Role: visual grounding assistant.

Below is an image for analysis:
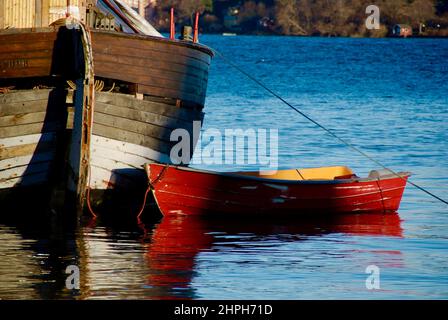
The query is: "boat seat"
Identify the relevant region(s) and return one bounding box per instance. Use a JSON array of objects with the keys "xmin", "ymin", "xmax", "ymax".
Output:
[{"xmin": 235, "ymin": 166, "xmax": 354, "ymax": 181}]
